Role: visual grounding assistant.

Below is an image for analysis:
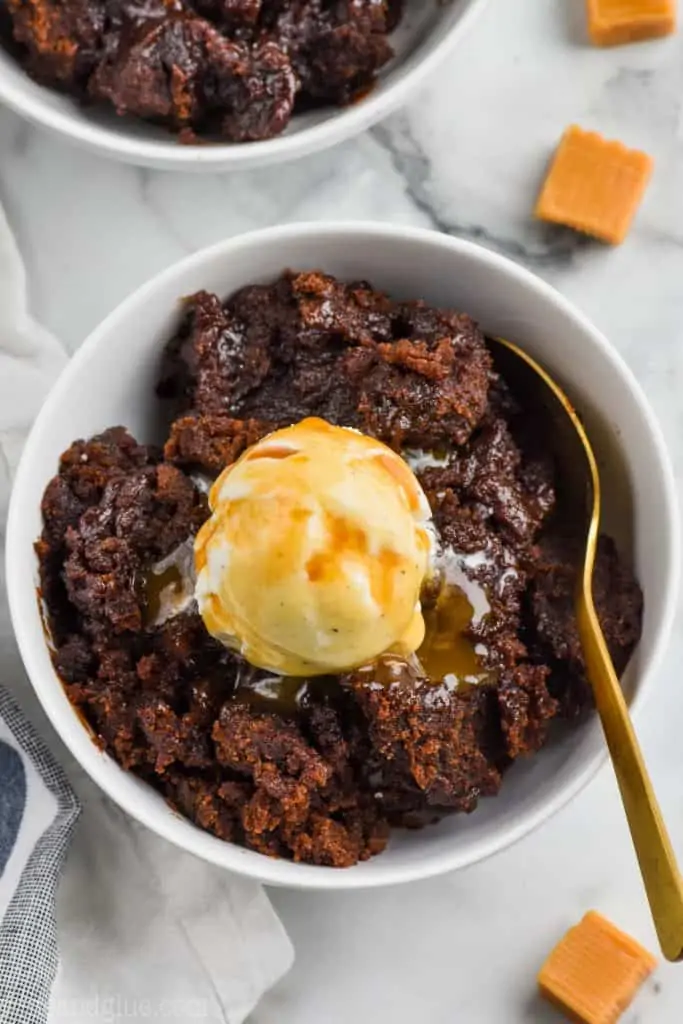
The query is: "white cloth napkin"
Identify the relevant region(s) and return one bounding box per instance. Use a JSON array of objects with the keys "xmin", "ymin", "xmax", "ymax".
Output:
[{"xmin": 0, "ymin": 205, "xmax": 294, "ymax": 1024}]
